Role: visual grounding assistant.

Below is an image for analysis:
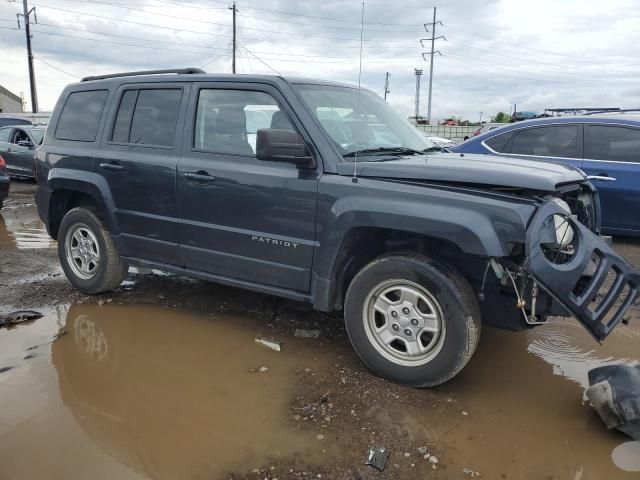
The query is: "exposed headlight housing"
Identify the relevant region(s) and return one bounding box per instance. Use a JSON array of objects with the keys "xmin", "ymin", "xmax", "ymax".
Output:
[{"xmin": 550, "ymin": 198, "xmax": 574, "ymax": 247}]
